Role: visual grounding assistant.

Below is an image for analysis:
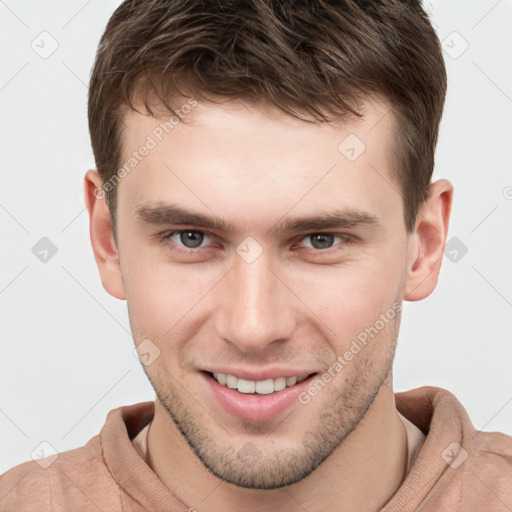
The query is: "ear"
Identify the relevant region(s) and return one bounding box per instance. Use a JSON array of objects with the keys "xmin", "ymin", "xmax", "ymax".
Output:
[
  {"xmin": 403, "ymin": 179, "xmax": 454, "ymax": 301},
  {"xmin": 84, "ymin": 169, "xmax": 126, "ymax": 300}
]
